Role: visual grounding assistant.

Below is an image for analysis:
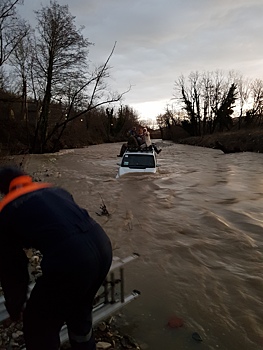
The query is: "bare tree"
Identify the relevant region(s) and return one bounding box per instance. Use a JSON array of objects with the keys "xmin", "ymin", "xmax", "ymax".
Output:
[
  {"xmin": 114, "ymin": 104, "xmax": 139, "ymax": 139},
  {"xmin": 0, "ymin": 0, "xmax": 29, "ymax": 67},
  {"xmin": 45, "ymin": 43, "xmax": 129, "ymax": 152},
  {"xmin": 189, "ymin": 71, "xmax": 202, "ymax": 135},
  {"xmin": 174, "ymin": 70, "xmax": 240, "ymax": 135},
  {"xmin": 236, "ymin": 75, "xmax": 251, "ymax": 129},
  {"xmin": 246, "ymin": 78, "xmax": 263, "ymax": 125},
  {"xmin": 29, "ymin": 1, "xmax": 130, "ymax": 153},
  {"xmin": 9, "ymin": 28, "xmax": 32, "ymax": 113},
  {"xmin": 174, "ymin": 74, "xmax": 199, "ymax": 135},
  {"xmin": 31, "ymin": 0, "xmax": 91, "ymax": 152},
  {"xmin": 201, "ymin": 71, "xmax": 213, "ymax": 134}
]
